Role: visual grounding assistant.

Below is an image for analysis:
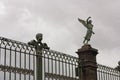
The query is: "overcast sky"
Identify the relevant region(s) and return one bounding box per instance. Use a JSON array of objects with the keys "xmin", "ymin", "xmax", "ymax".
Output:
[{"xmin": 0, "ymin": 0, "xmax": 120, "ymax": 67}]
